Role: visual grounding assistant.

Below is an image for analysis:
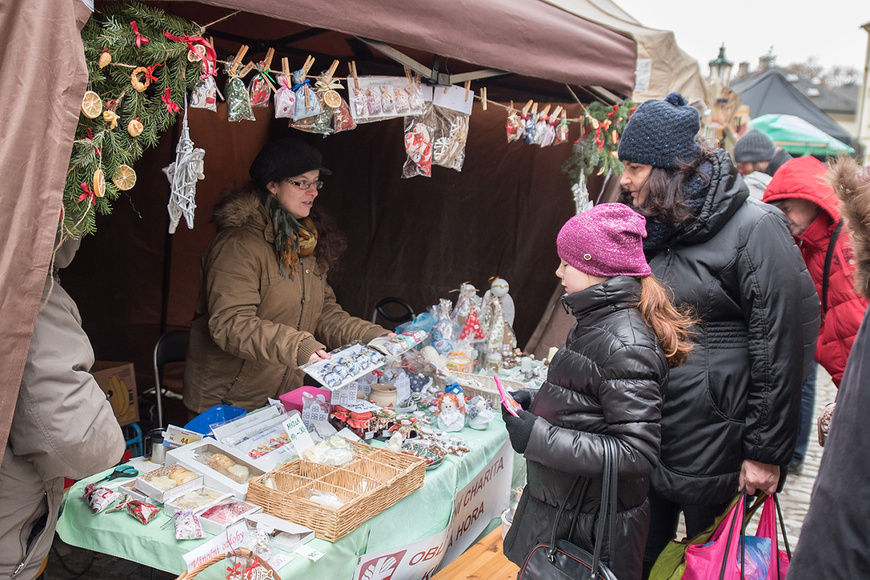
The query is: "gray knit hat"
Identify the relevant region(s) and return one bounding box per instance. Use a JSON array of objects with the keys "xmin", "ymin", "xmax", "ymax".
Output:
[
  {"xmin": 617, "ymin": 92, "xmax": 702, "ymax": 169},
  {"xmin": 733, "ymin": 130, "xmax": 776, "ymax": 163}
]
